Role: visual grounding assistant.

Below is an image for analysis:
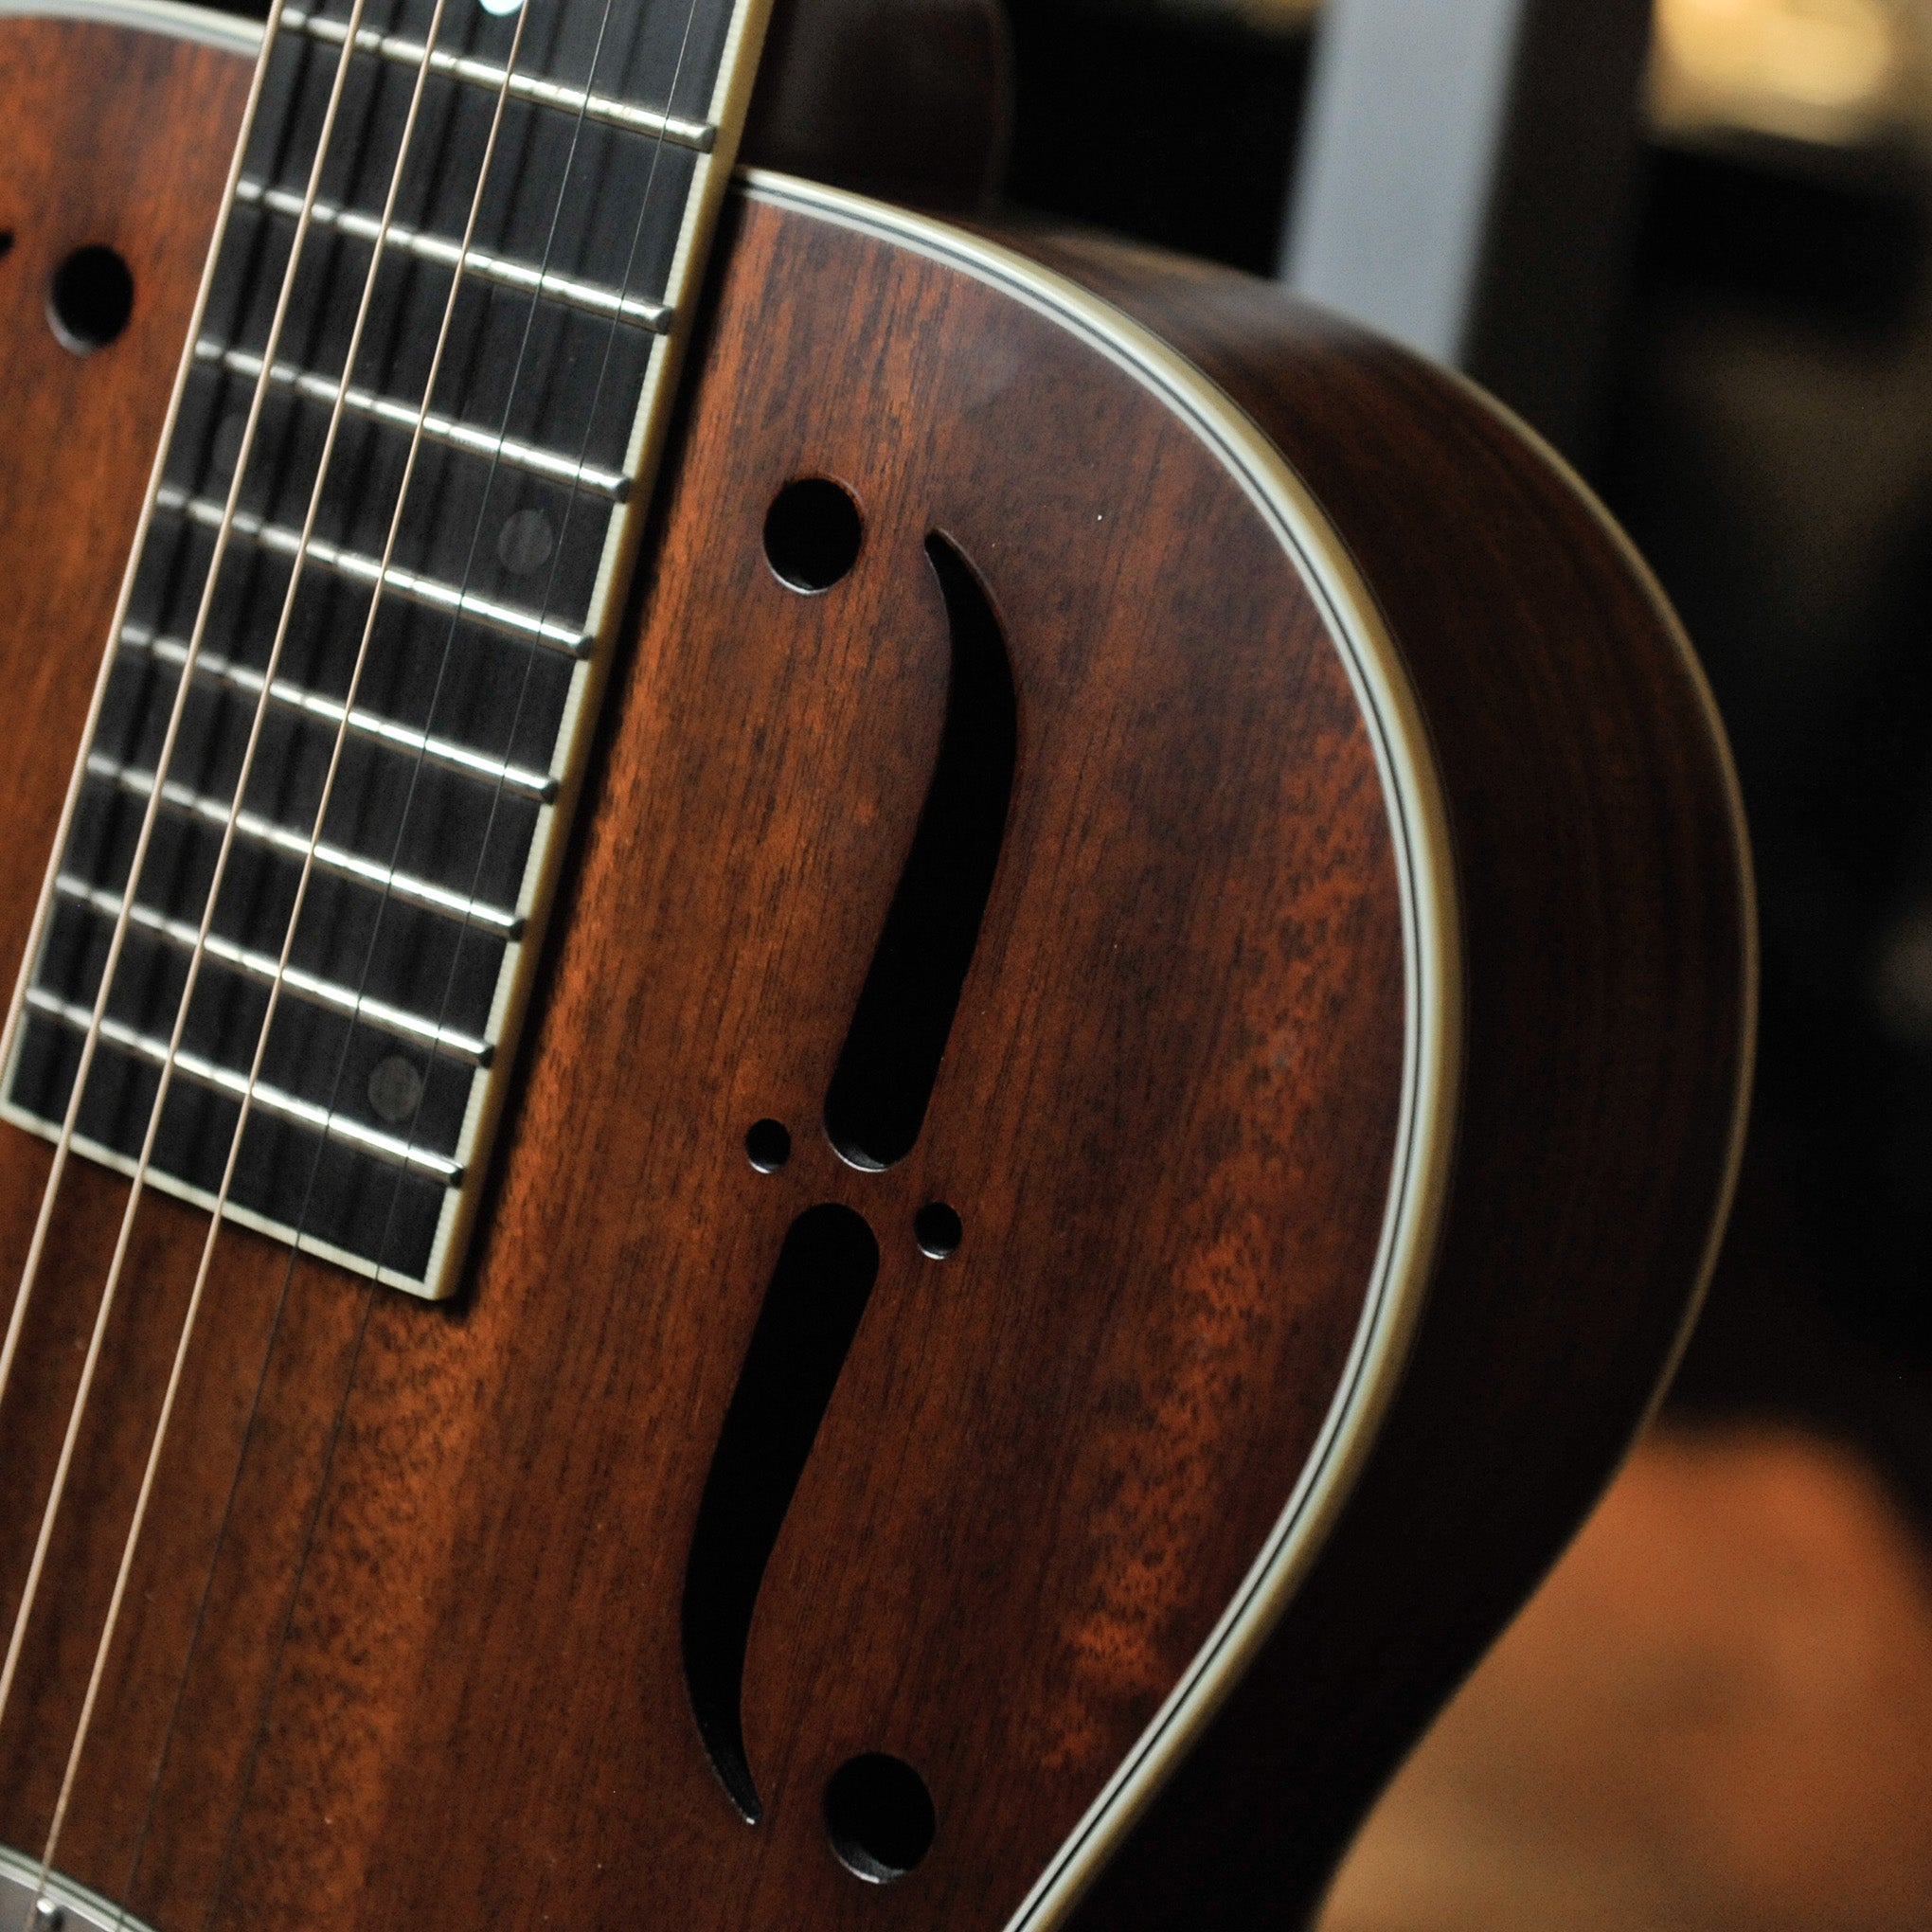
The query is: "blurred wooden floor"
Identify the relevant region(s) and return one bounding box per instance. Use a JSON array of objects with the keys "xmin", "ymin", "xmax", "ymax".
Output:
[{"xmin": 1315, "ymin": 1425, "xmax": 1932, "ymax": 1932}]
